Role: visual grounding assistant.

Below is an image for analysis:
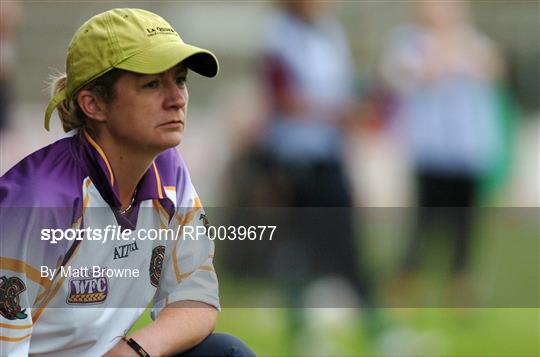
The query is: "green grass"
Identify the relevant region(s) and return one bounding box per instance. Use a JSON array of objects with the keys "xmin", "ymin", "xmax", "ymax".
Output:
[{"xmin": 128, "ymin": 307, "xmax": 539, "ymax": 356}]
